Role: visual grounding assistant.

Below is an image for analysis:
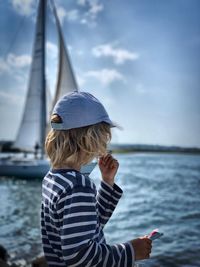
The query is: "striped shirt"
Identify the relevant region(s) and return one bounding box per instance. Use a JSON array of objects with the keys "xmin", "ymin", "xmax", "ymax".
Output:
[{"xmin": 41, "ymin": 168, "xmax": 135, "ymax": 267}]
